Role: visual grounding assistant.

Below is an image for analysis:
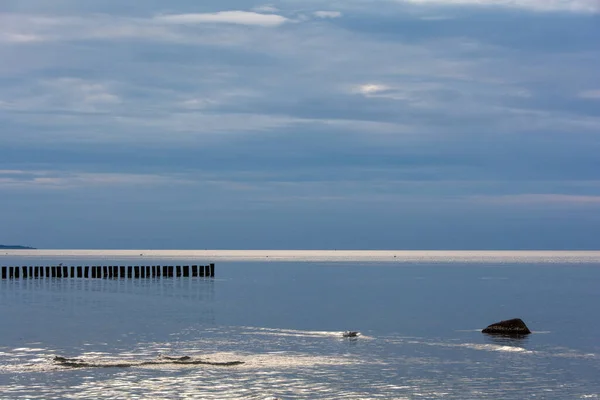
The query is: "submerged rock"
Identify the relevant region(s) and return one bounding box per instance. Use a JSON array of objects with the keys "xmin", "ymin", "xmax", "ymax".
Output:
[
  {"xmin": 482, "ymin": 318, "xmax": 531, "ymax": 335},
  {"xmin": 52, "ymin": 354, "xmax": 244, "ymax": 369},
  {"xmin": 343, "ymin": 331, "xmax": 359, "ymax": 338}
]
